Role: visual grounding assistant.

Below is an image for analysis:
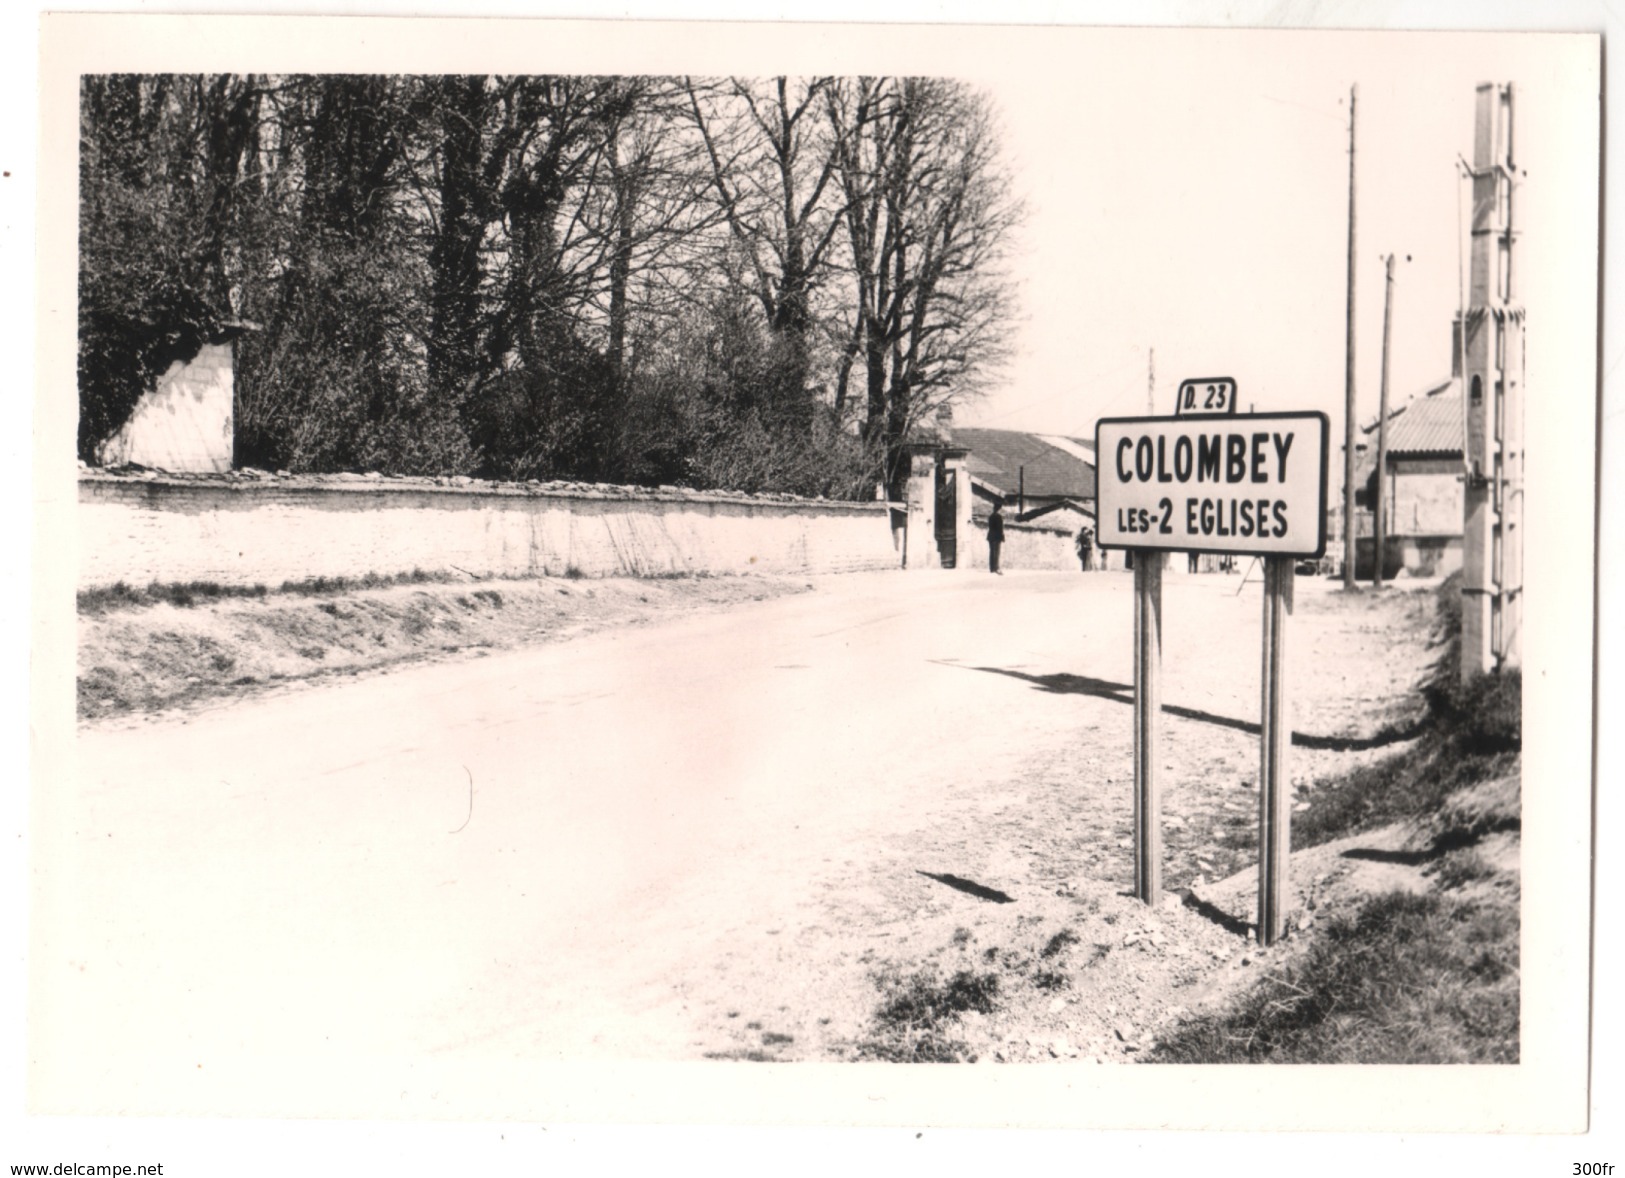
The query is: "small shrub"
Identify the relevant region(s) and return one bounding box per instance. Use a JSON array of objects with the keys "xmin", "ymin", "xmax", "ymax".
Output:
[
  {"xmin": 1432, "ymin": 847, "xmax": 1498, "ymax": 890},
  {"xmin": 1432, "ymin": 775, "xmax": 1521, "ymax": 845},
  {"xmin": 1040, "ymin": 928, "xmax": 1080, "ymax": 959},
  {"xmin": 856, "ymin": 968, "xmax": 1001, "ymax": 1063},
  {"xmin": 875, "ymin": 969, "xmax": 999, "ymax": 1026},
  {"xmin": 279, "ymin": 569, "xmax": 452, "ymax": 597}
]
